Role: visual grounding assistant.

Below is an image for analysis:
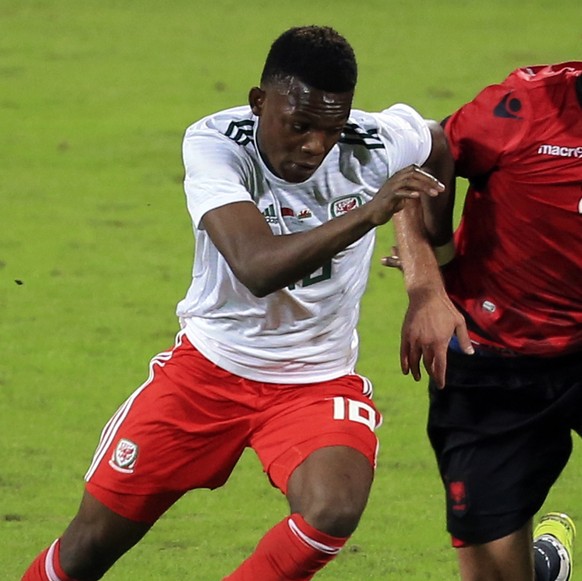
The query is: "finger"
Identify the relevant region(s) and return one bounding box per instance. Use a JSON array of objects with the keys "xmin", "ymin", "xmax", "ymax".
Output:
[
  {"xmin": 455, "ymin": 319, "xmax": 475, "ymax": 355},
  {"xmin": 404, "ymin": 170, "xmax": 445, "ymax": 197},
  {"xmin": 394, "ymin": 190, "xmax": 420, "ymax": 199},
  {"xmin": 429, "ymin": 344, "xmax": 447, "ymax": 389},
  {"xmin": 407, "ymin": 344, "xmax": 422, "ymax": 382},
  {"xmin": 413, "ymin": 165, "xmax": 445, "ymax": 190},
  {"xmin": 400, "ymin": 339, "xmax": 410, "ymax": 375},
  {"xmin": 394, "ymin": 185, "xmax": 438, "ymax": 200},
  {"xmin": 380, "ymin": 256, "xmax": 402, "ymax": 269}
]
